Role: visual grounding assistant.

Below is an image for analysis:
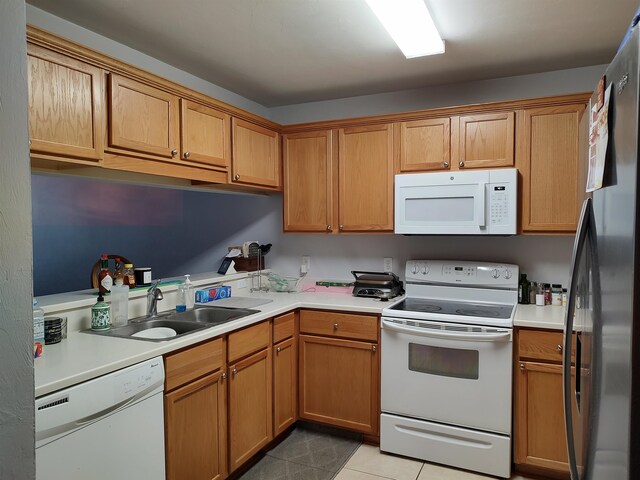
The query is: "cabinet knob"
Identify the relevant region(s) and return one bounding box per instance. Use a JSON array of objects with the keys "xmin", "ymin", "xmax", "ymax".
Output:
[
  {"xmin": 443, "ymin": 161, "xmax": 449, "ymax": 168},
  {"xmin": 333, "ymin": 323, "xmax": 339, "ymax": 330},
  {"xmin": 232, "ymin": 368, "xmax": 237, "ymax": 376},
  {"xmin": 221, "ymin": 372, "xmax": 227, "ymax": 380},
  {"xmin": 29, "ymin": 139, "xmax": 32, "ymax": 147},
  {"xmin": 327, "ymin": 225, "xmax": 332, "ymax": 231},
  {"xmin": 459, "ymin": 160, "xmax": 465, "ymax": 168},
  {"xmin": 234, "ymin": 174, "xmax": 240, "ymax": 181},
  {"xmin": 171, "ymin": 149, "xmax": 178, "ymax": 156},
  {"xmin": 372, "ymin": 345, "xmax": 377, "ymax": 353},
  {"xmin": 557, "ymin": 344, "xmax": 563, "ymax": 353},
  {"xmin": 276, "ymin": 347, "xmax": 281, "ymax": 353},
  {"xmin": 519, "ymin": 363, "xmax": 525, "ymax": 370},
  {"xmin": 184, "ymin": 151, "xmax": 190, "ymax": 159},
  {"xmin": 339, "ymin": 225, "xmax": 344, "ymax": 230}
]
